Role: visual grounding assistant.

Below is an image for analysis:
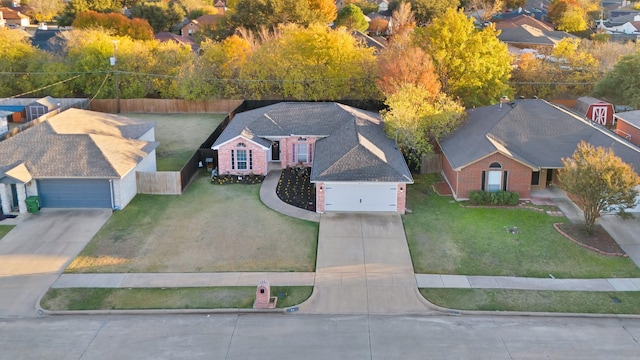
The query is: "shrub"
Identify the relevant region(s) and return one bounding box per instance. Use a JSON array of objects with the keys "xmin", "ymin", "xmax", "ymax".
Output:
[{"xmin": 468, "ymin": 191, "xmax": 519, "ymax": 206}]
